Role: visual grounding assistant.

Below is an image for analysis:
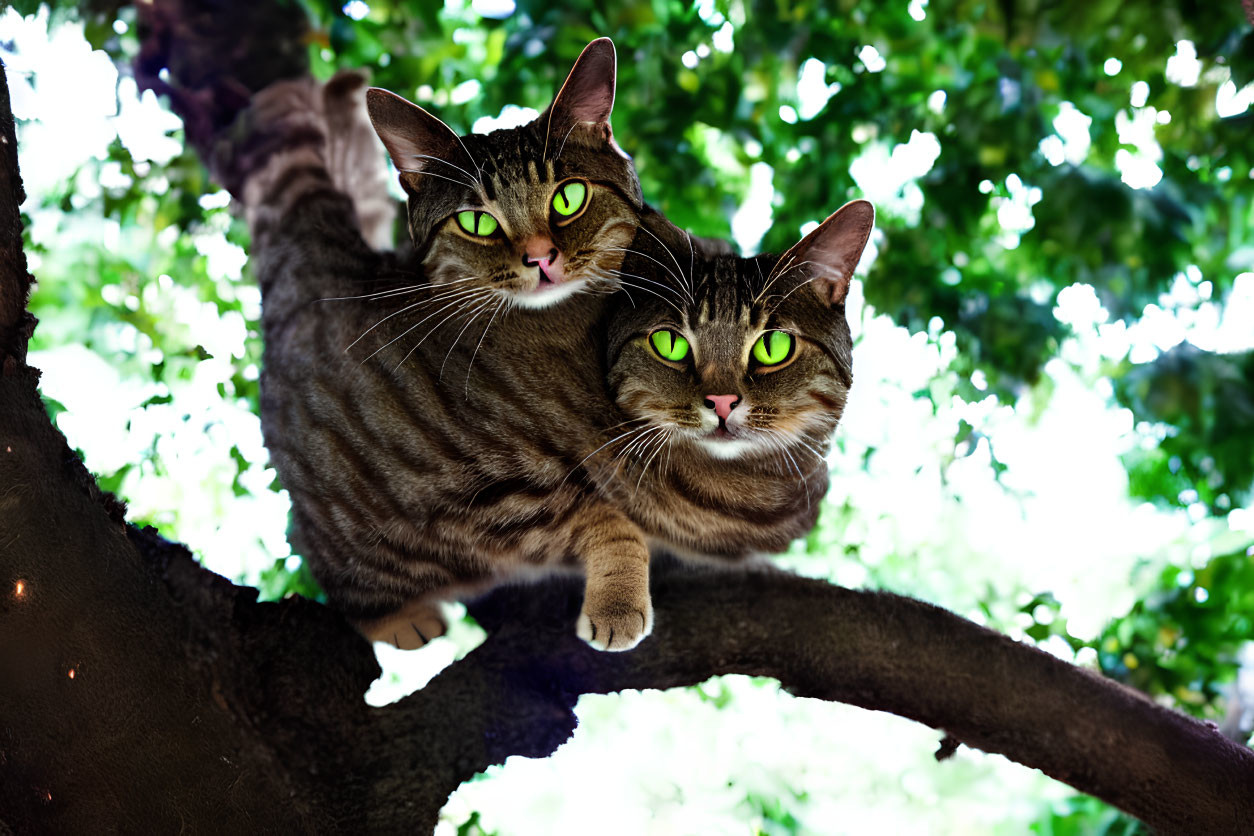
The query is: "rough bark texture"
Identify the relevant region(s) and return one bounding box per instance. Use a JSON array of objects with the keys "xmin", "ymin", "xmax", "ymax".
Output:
[
  {"xmin": 0, "ymin": 57, "xmax": 36, "ymax": 369},
  {"xmin": 5, "ymin": 17, "xmax": 1254, "ymax": 836}
]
